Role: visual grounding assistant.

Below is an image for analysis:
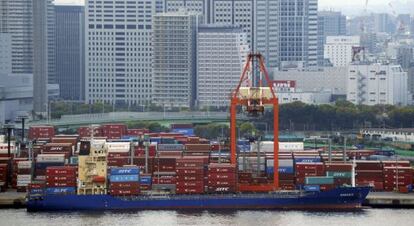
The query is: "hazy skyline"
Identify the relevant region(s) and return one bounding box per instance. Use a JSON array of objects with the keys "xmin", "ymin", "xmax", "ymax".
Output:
[{"xmin": 55, "ymin": 0, "xmax": 413, "ymax": 16}]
